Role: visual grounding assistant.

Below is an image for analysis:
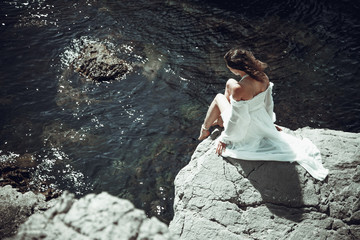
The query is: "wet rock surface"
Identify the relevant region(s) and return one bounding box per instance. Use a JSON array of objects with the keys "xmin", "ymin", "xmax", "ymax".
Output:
[
  {"xmin": 169, "ymin": 127, "xmax": 360, "ymax": 240},
  {"xmin": 8, "ymin": 191, "xmax": 177, "ymax": 240},
  {"xmin": 0, "ymin": 153, "xmax": 62, "ymax": 200},
  {"xmin": 73, "ymin": 42, "xmax": 131, "ymax": 82},
  {"xmin": 0, "ymin": 154, "xmax": 36, "ymax": 192},
  {"xmin": 0, "ymin": 185, "xmax": 57, "ymax": 239}
]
